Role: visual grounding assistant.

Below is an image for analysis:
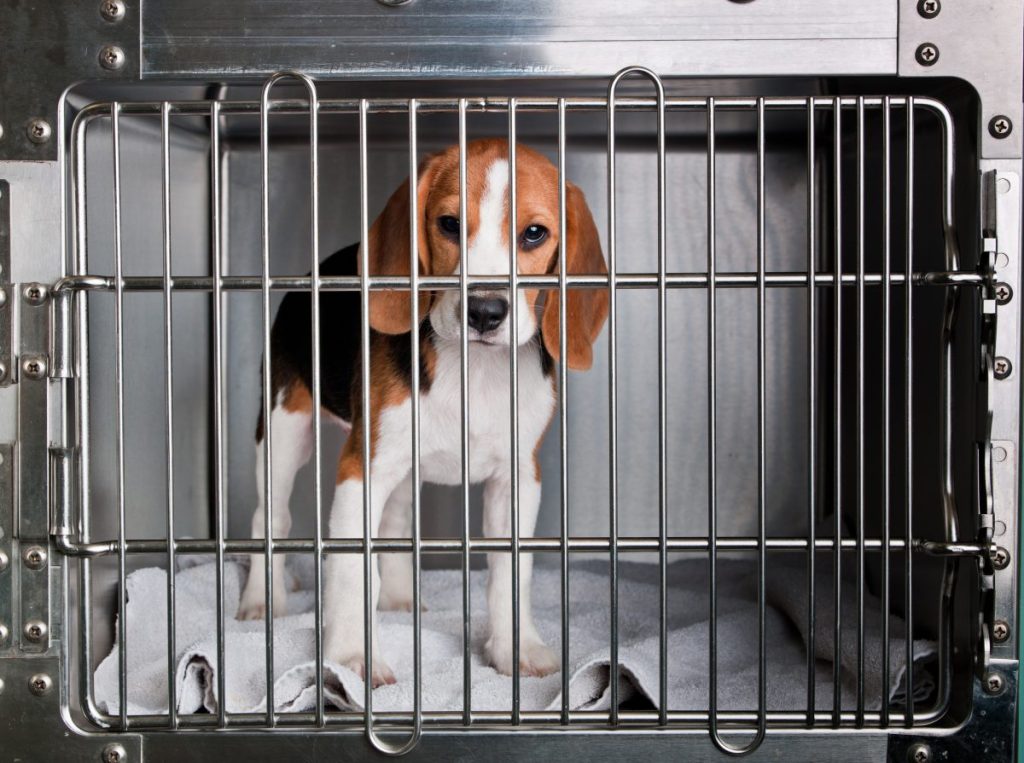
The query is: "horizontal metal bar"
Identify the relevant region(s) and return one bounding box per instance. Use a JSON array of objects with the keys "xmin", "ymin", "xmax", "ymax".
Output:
[
  {"xmin": 52, "ymin": 534, "xmax": 967, "ymax": 557},
  {"xmin": 52, "ymin": 270, "xmax": 982, "ymax": 295},
  {"xmin": 73, "ymin": 95, "xmax": 949, "ymax": 120},
  {"xmin": 92, "ymin": 706, "xmax": 943, "ymax": 730}
]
